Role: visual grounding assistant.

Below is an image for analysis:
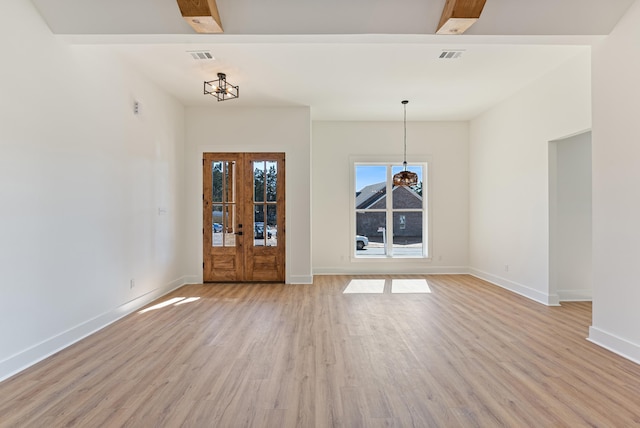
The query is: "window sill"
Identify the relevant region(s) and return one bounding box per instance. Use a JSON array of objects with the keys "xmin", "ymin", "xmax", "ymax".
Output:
[{"xmin": 352, "ymin": 255, "xmax": 432, "ymax": 262}]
